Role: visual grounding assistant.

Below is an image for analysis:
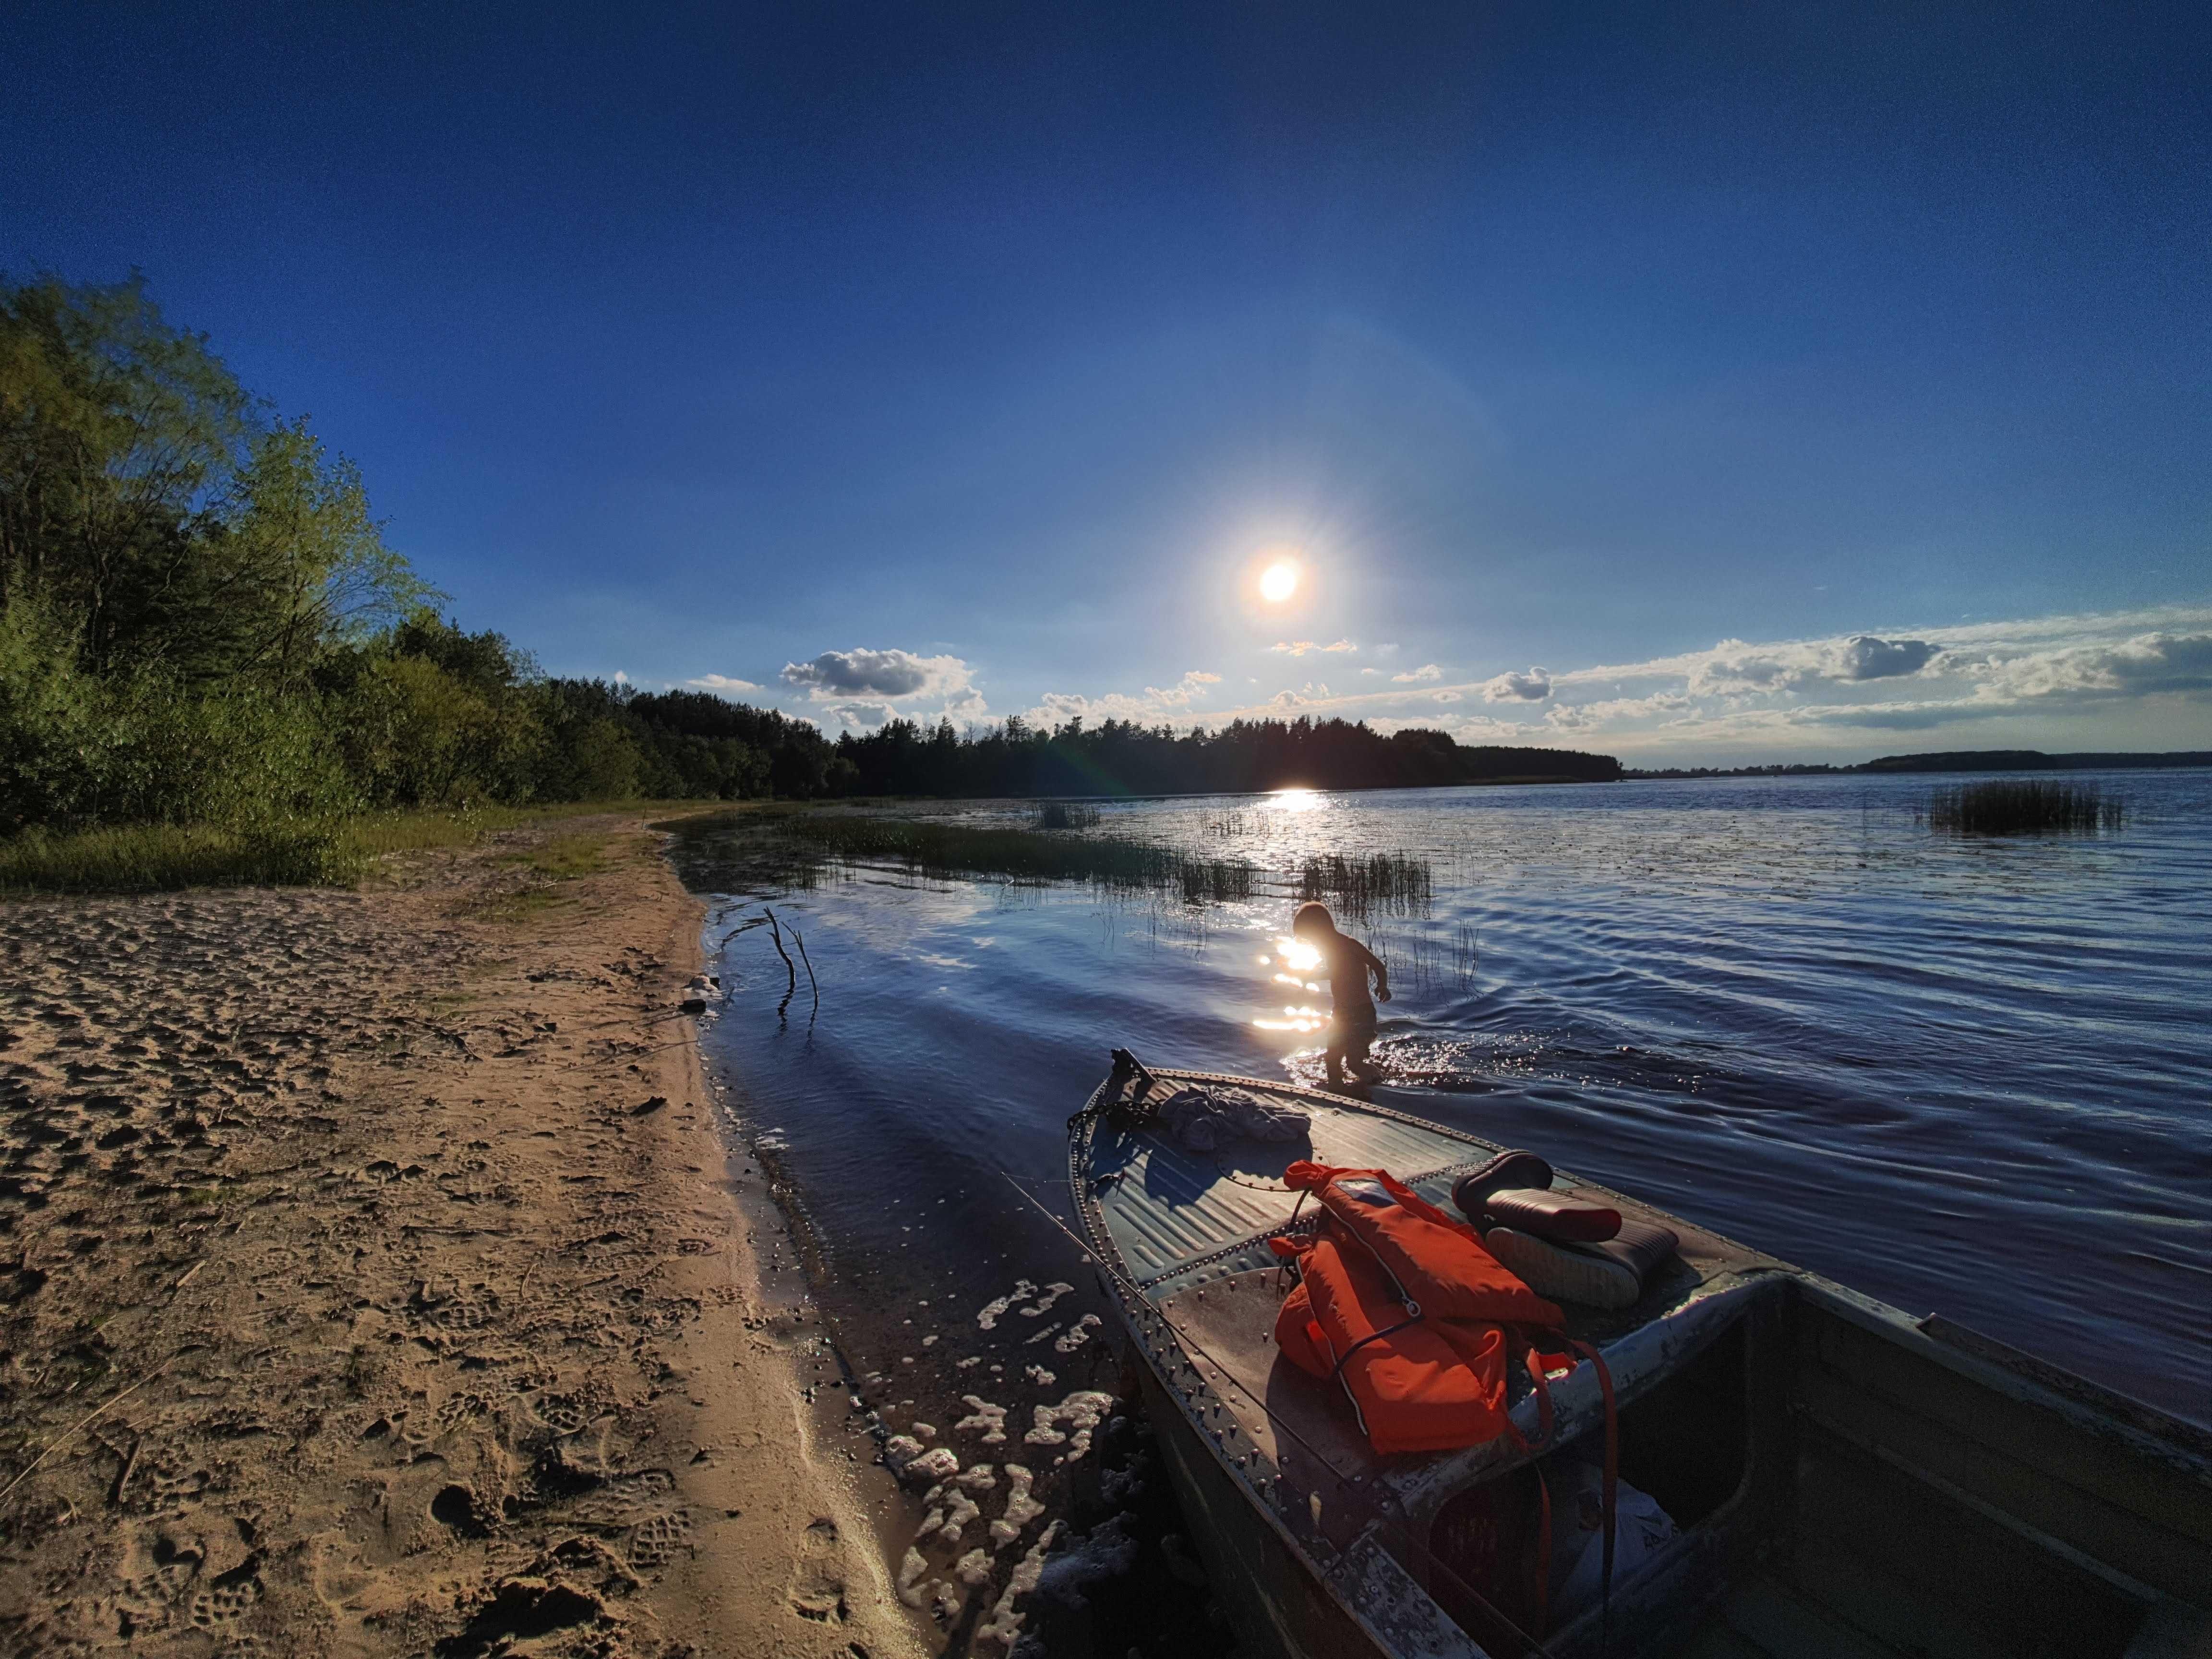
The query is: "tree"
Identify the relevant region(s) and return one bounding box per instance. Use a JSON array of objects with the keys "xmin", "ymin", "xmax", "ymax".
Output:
[
  {"xmin": 0, "ymin": 272, "xmax": 254, "ymax": 668},
  {"xmin": 0, "ymin": 273, "xmax": 429, "ymax": 684}
]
